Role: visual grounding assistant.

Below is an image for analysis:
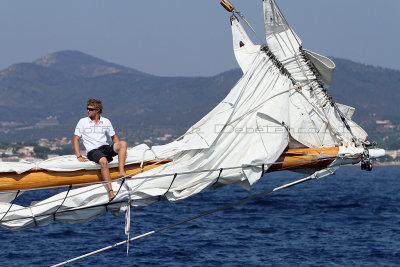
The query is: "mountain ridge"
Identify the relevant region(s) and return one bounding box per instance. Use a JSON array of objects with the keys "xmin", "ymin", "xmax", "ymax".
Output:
[
  {"xmin": 33, "ymin": 50, "xmax": 151, "ymax": 78},
  {"xmin": 0, "ymin": 50, "xmax": 398, "ymax": 148}
]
